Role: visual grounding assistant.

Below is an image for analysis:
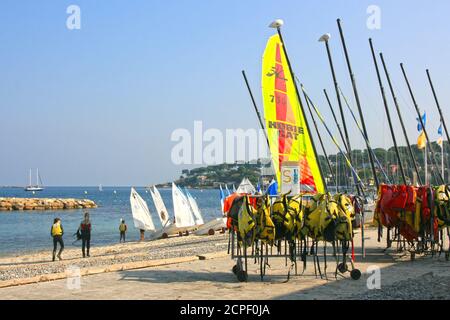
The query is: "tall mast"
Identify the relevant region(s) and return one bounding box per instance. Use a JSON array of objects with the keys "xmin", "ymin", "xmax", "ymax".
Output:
[
  {"xmin": 324, "ymin": 89, "xmax": 348, "ymax": 154},
  {"xmin": 400, "ymin": 63, "xmax": 445, "ymax": 185},
  {"xmin": 319, "ymin": 34, "xmax": 353, "ymax": 191},
  {"xmin": 369, "ymin": 39, "xmax": 407, "ymax": 185},
  {"xmin": 241, "ymin": 70, "xmax": 270, "ymax": 149},
  {"xmin": 426, "ymin": 69, "xmax": 450, "ymax": 143},
  {"xmin": 303, "ymin": 90, "xmax": 335, "ymax": 186},
  {"xmin": 337, "ymin": 18, "xmax": 379, "ymax": 190},
  {"xmin": 319, "ymin": 34, "xmax": 351, "ymax": 155},
  {"xmin": 379, "ymin": 53, "xmax": 423, "ymax": 185},
  {"xmin": 270, "ymin": 20, "xmax": 327, "ymax": 192}
]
